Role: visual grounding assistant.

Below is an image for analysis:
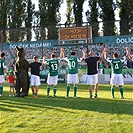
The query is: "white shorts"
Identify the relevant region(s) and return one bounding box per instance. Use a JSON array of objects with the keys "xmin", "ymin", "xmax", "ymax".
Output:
[
  {"xmin": 98, "ymin": 69, "xmax": 103, "ymax": 74},
  {"xmin": 47, "ymin": 75, "xmax": 58, "ymax": 86},
  {"xmin": 67, "ymin": 74, "xmax": 79, "ymax": 84},
  {"xmin": 86, "ymin": 74, "xmax": 98, "ymax": 85},
  {"xmin": 0, "ymin": 75, "xmax": 5, "ymax": 84},
  {"xmin": 110, "ymin": 74, "xmax": 124, "ymax": 86},
  {"xmin": 30, "ymin": 75, "xmax": 41, "ymax": 86}
]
